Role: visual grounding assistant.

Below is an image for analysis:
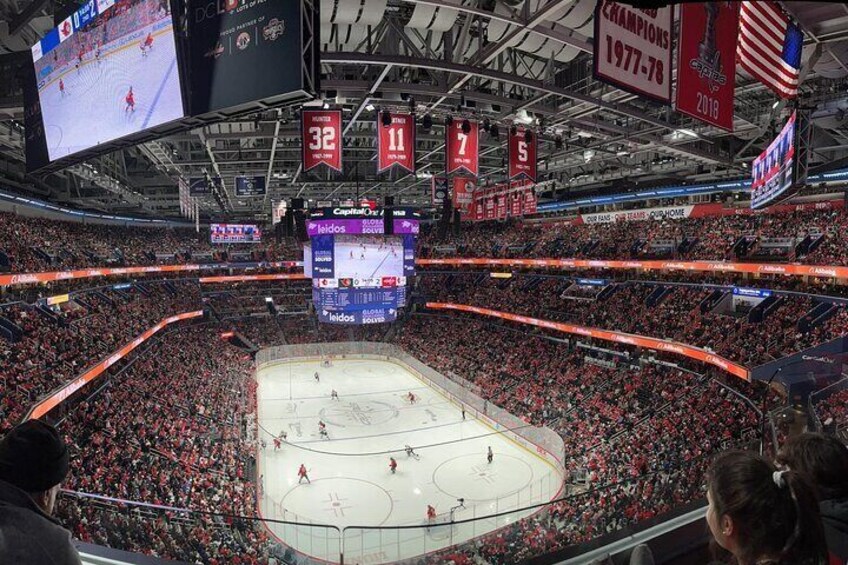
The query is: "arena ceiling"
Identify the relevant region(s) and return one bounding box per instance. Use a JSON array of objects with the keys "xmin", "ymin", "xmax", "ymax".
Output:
[{"xmin": 1, "ymin": 0, "xmax": 848, "ymax": 221}]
